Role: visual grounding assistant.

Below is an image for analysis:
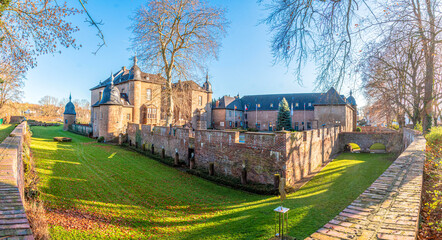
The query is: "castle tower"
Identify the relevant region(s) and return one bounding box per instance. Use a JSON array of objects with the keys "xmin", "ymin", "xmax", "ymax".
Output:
[
  {"xmin": 131, "ymin": 56, "xmax": 142, "ymax": 124},
  {"xmin": 63, "ymin": 93, "xmax": 76, "ymax": 131},
  {"xmin": 202, "ymin": 72, "xmax": 213, "ymax": 128},
  {"xmin": 98, "ymin": 73, "xmax": 124, "ymax": 141},
  {"xmin": 347, "ymin": 90, "xmax": 357, "ymax": 131}
]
